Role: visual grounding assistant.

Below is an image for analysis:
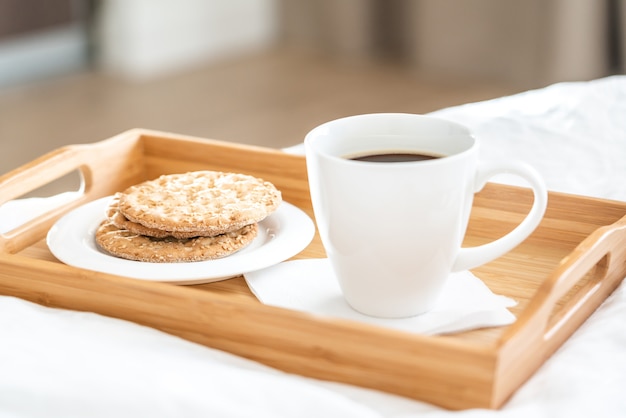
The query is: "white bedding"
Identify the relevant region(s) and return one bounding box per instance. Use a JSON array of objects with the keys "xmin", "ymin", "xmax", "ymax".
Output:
[{"xmin": 1, "ymin": 76, "xmax": 625, "ymax": 417}]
